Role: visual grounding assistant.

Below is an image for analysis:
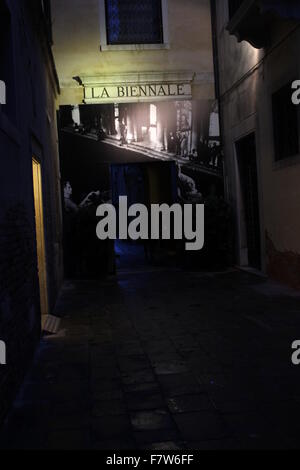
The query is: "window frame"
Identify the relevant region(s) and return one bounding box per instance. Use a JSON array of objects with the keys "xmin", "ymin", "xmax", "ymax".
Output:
[{"xmin": 99, "ymin": 0, "xmax": 170, "ymax": 51}]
